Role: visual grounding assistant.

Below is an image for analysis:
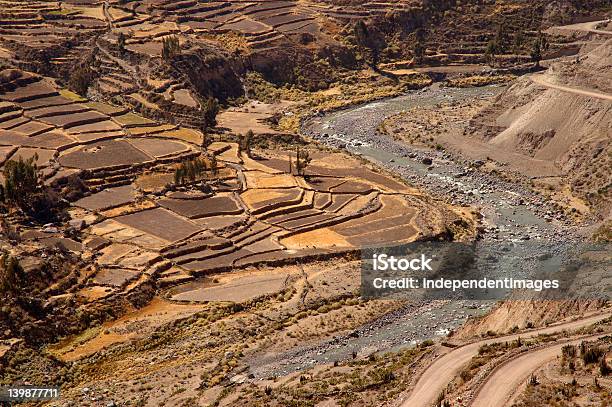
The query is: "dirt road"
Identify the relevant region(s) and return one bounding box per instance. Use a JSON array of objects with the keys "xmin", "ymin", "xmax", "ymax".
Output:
[
  {"xmin": 547, "ymin": 19, "xmax": 612, "ymax": 36},
  {"xmin": 470, "ymin": 333, "xmax": 608, "ymax": 407},
  {"xmin": 530, "ymin": 74, "xmax": 612, "ymax": 102},
  {"xmin": 399, "ymin": 312, "xmax": 610, "ymax": 407}
]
